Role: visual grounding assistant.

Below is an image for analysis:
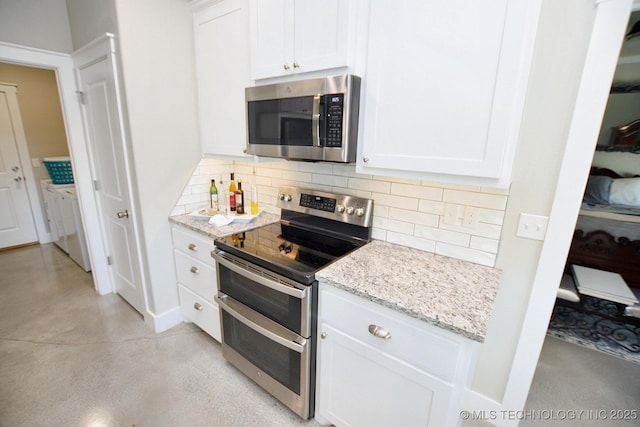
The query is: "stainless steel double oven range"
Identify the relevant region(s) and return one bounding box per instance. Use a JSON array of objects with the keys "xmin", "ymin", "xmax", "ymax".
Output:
[{"xmin": 211, "ymin": 186, "xmax": 374, "ymax": 419}]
